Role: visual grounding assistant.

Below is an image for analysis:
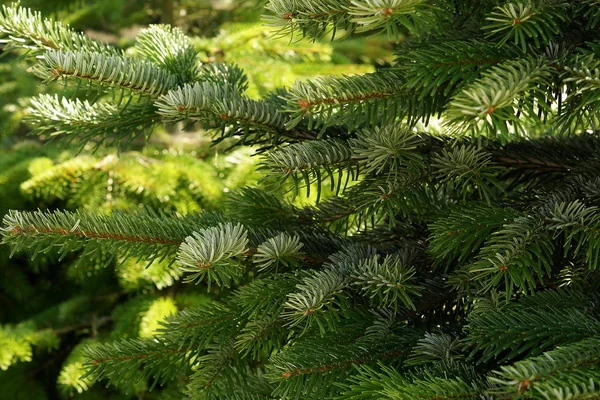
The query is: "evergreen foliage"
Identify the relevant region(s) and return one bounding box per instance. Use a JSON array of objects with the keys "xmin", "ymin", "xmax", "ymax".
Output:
[{"xmin": 3, "ymin": 1, "xmax": 600, "ymax": 399}]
